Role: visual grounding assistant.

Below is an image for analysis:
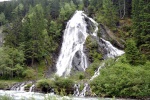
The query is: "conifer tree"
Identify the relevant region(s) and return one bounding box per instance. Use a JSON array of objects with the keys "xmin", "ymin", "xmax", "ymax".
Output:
[
  {"xmin": 125, "ymin": 39, "xmax": 146, "ymax": 65},
  {"xmin": 23, "ymin": 4, "xmax": 48, "ymax": 66},
  {"xmin": 132, "ymin": 0, "xmax": 150, "ymax": 59}
]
